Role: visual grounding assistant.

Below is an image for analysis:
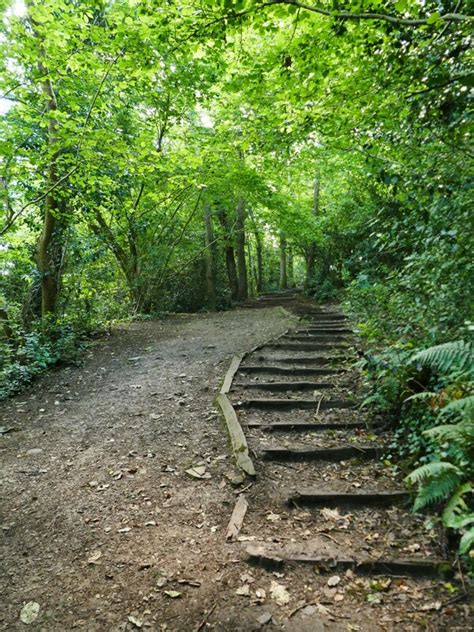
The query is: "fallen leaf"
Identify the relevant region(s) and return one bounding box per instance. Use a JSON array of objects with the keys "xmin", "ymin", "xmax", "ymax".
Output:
[
  {"xmin": 164, "ymin": 590, "xmax": 181, "ymax": 599},
  {"xmin": 420, "ymin": 601, "xmax": 442, "ymax": 611},
  {"xmin": 270, "ymin": 580, "xmax": 290, "ymax": 606},
  {"xmin": 128, "ymin": 615, "xmax": 143, "ymax": 628},
  {"xmin": 87, "ymin": 550, "xmax": 102, "ymax": 565},
  {"xmin": 185, "ymin": 465, "xmax": 211, "ymax": 480},
  {"xmin": 236, "ymin": 585, "xmax": 250, "ymax": 596},
  {"xmin": 256, "ymin": 612, "xmax": 272, "ymax": 625},
  {"xmin": 327, "ymin": 575, "xmax": 341, "ymax": 587},
  {"xmin": 320, "ymin": 508, "xmax": 342, "ymax": 521},
  {"xmin": 20, "ymin": 602, "xmax": 40, "ymax": 624},
  {"xmin": 255, "ymin": 588, "xmax": 266, "ymax": 601}
]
